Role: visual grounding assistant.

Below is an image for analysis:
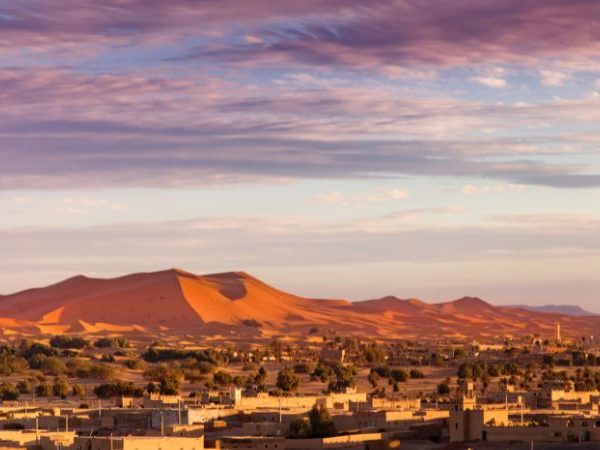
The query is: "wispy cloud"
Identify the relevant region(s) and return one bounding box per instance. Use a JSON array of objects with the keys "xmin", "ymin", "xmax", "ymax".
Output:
[
  {"xmin": 462, "ymin": 184, "xmax": 527, "ymax": 194},
  {"xmin": 540, "ymin": 69, "xmax": 570, "ymax": 86},
  {"xmin": 182, "ymin": 0, "xmax": 600, "ymax": 71},
  {"xmin": 471, "ymin": 76, "xmax": 507, "ymax": 88},
  {"xmin": 1, "ymin": 1, "xmax": 599, "ymax": 71},
  {"xmin": 1, "ymin": 67, "xmax": 600, "ymax": 190},
  {"xmin": 315, "ymin": 188, "xmax": 408, "ymax": 205},
  {"xmin": 1, "ymin": 195, "xmax": 123, "ymax": 215},
  {"xmin": 2, "ymin": 210, "xmax": 600, "ymax": 294},
  {"xmin": 1, "ymin": 0, "xmax": 599, "ymax": 307}
]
